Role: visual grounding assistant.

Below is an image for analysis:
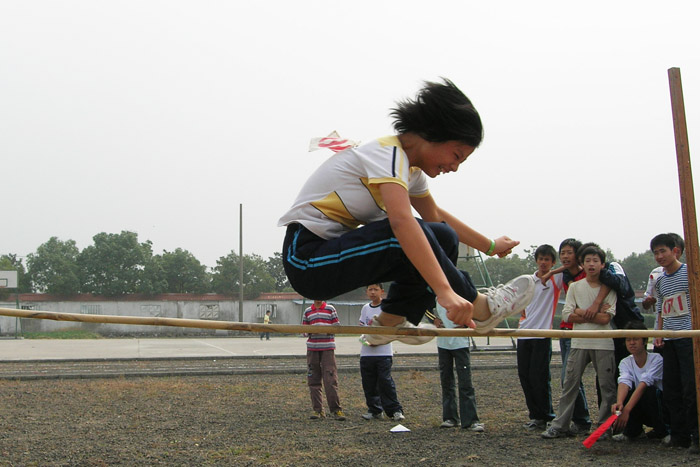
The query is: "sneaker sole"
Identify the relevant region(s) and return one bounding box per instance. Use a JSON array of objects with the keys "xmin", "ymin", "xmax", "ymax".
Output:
[
  {"xmin": 363, "ymin": 323, "xmax": 436, "ymax": 346},
  {"xmin": 474, "ymin": 276, "xmax": 535, "ymax": 334}
]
